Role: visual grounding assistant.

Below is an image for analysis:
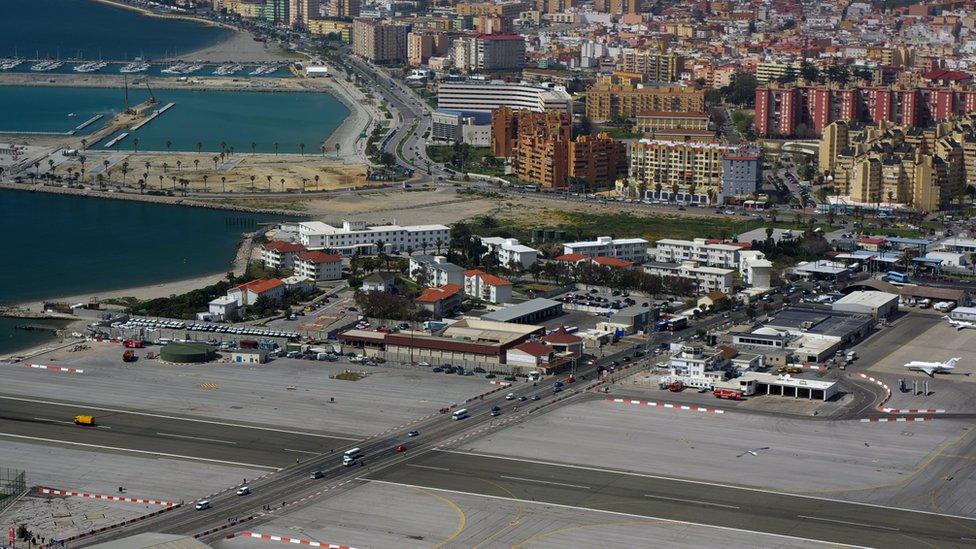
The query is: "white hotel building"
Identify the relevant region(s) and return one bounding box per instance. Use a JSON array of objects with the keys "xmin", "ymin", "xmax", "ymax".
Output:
[
  {"xmin": 437, "ymin": 81, "xmax": 573, "ymax": 114},
  {"xmin": 563, "ymin": 236, "xmax": 649, "ymax": 262},
  {"xmin": 299, "ymin": 220, "xmax": 451, "ymax": 256},
  {"xmin": 653, "ymin": 238, "xmax": 742, "ymax": 269}
]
